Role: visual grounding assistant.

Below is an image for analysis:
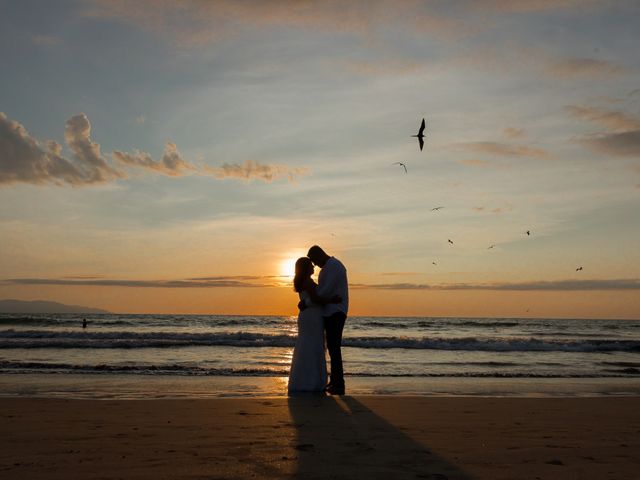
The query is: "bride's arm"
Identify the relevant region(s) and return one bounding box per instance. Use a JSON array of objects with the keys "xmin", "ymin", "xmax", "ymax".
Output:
[{"xmin": 303, "ymin": 278, "xmax": 341, "ymax": 305}]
